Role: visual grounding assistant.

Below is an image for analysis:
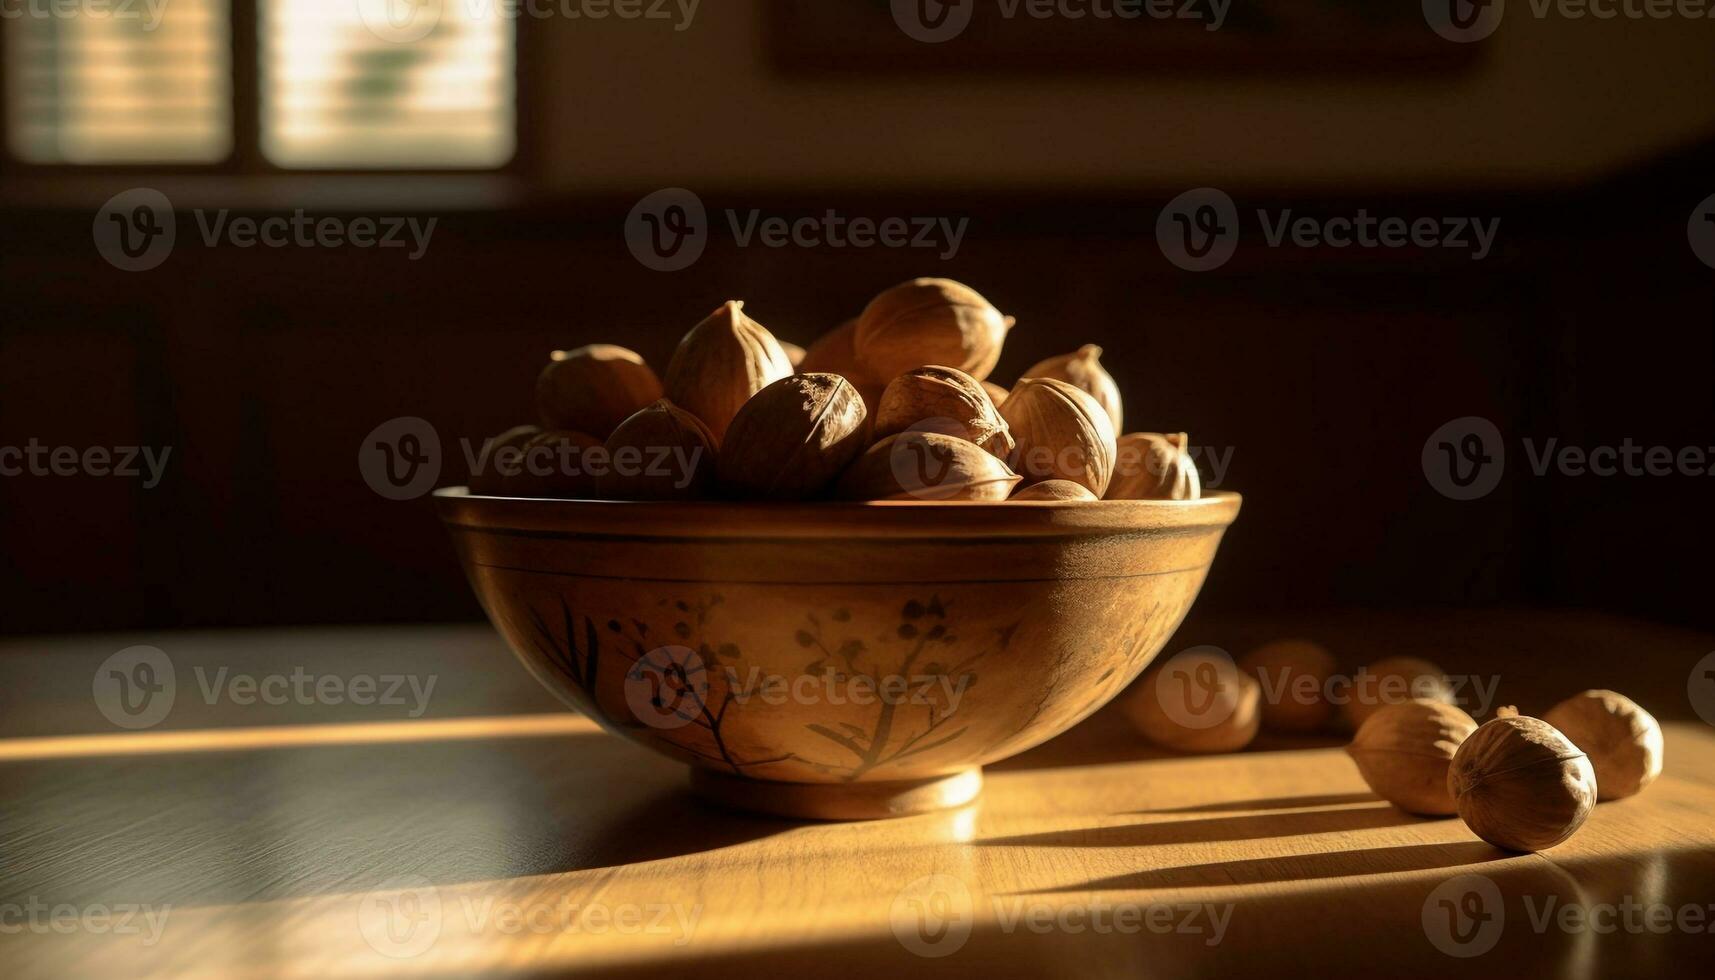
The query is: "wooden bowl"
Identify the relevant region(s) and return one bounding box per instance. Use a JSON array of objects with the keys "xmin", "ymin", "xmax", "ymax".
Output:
[{"xmin": 435, "ymin": 490, "xmax": 1242, "ymax": 819}]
